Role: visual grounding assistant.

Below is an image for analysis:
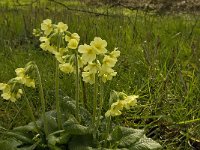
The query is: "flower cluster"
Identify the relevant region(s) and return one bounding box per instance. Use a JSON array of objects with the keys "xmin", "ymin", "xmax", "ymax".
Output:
[
  {"xmin": 0, "ymin": 65, "xmax": 35, "ymax": 102},
  {"xmin": 105, "ymin": 95, "xmax": 138, "ymax": 117},
  {"xmin": 79, "ymin": 38, "xmax": 120, "ymax": 84},
  {"xmin": 35, "ymin": 19, "xmax": 120, "ymax": 84},
  {"xmin": 34, "ymin": 19, "xmax": 80, "ymax": 74}
]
